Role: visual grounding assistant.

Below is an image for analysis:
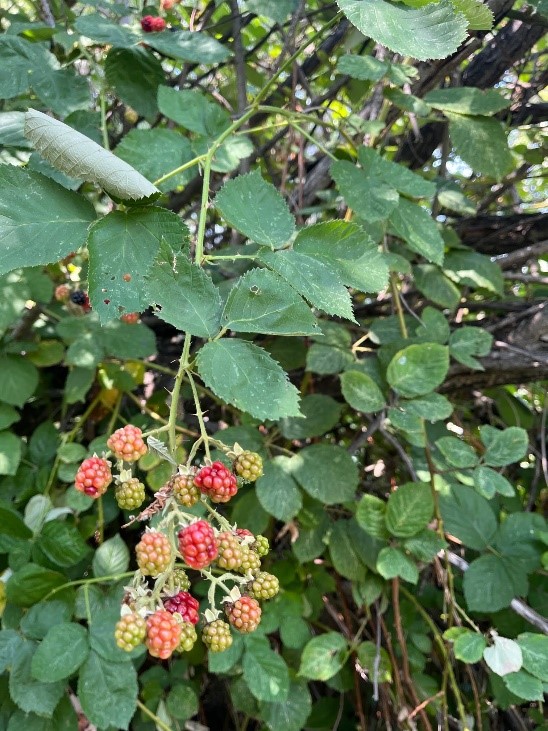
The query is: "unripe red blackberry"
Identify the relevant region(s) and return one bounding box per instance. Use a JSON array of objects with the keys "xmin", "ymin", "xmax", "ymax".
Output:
[
  {"xmin": 152, "ymin": 16, "xmax": 166, "ymax": 31},
  {"xmin": 194, "ymin": 461, "xmax": 238, "ymax": 503},
  {"xmin": 235, "ymin": 528, "xmax": 253, "ymax": 539},
  {"xmin": 75, "ymin": 456, "xmax": 112, "ymax": 498},
  {"xmin": 115, "ymin": 612, "xmax": 146, "ymax": 651},
  {"xmin": 120, "ymin": 312, "xmax": 139, "ymax": 324},
  {"xmin": 107, "ymin": 425, "xmax": 147, "ymax": 462},
  {"xmin": 254, "ymin": 535, "xmax": 270, "ymax": 557},
  {"xmin": 176, "ymin": 620, "xmax": 197, "ymax": 652},
  {"xmin": 234, "ymin": 451, "xmax": 263, "ymax": 482},
  {"xmin": 141, "ymin": 15, "xmax": 155, "ymax": 32},
  {"xmin": 178, "ymin": 520, "xmax": 218, "ymax": 569},
  {"xmin": 146, "ymin": 610, "xmax": 181, "ymax": 659},
  {"xmin": 171, "ymin": 567, "xmax": 191, "ymax": 591},
  {"xmin": 202, "ymin": 620, "xmax": 233, "ymax": 652},
  {"xmin": 247, "ymin": 571, "xmax": 280, "ymax": 601},
  {"xmin": 136, "ymin": 531, "xmax": 171, "ymax": 576},
  {"xmin": 115, "ymin": 478, "xmax": 145, "ymax": 510},
  {"xmin": 54, "ymin": 284, "xmax": 71, "ymax": 302},
  {"xmin": 225, "ymin": 596, "xmax": 261, "ymax": 633},
  {"xmin": 163, "ymin": 591, "xmax": 199, "ymax": 625},
  {"xmin": 170, "ymin": 472, "xmax": 199, "ymax": 507},
  {"xmin": 216, "ymin": 531, "xmax": 243, "ymax": 571}
]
